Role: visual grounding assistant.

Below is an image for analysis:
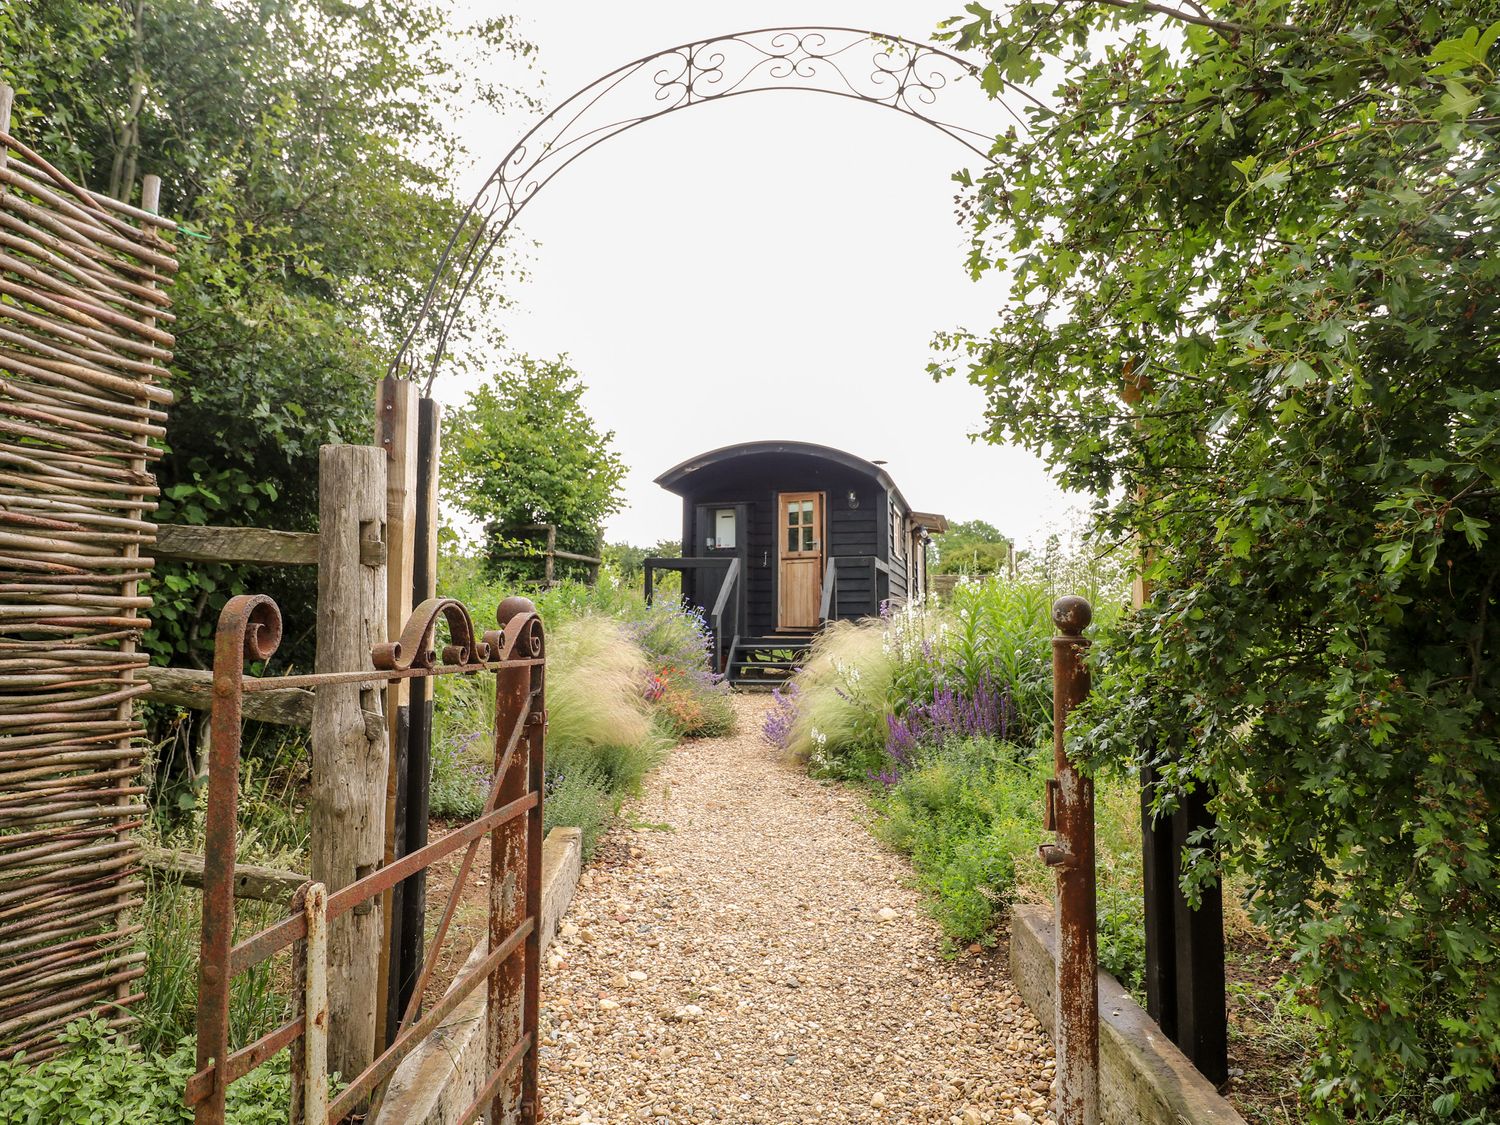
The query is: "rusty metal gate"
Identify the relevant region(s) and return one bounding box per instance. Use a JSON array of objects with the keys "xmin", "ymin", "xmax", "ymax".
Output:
[{"xmin": 186, "ymin": 593, "xmax": 545, "ymax": 1124}]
